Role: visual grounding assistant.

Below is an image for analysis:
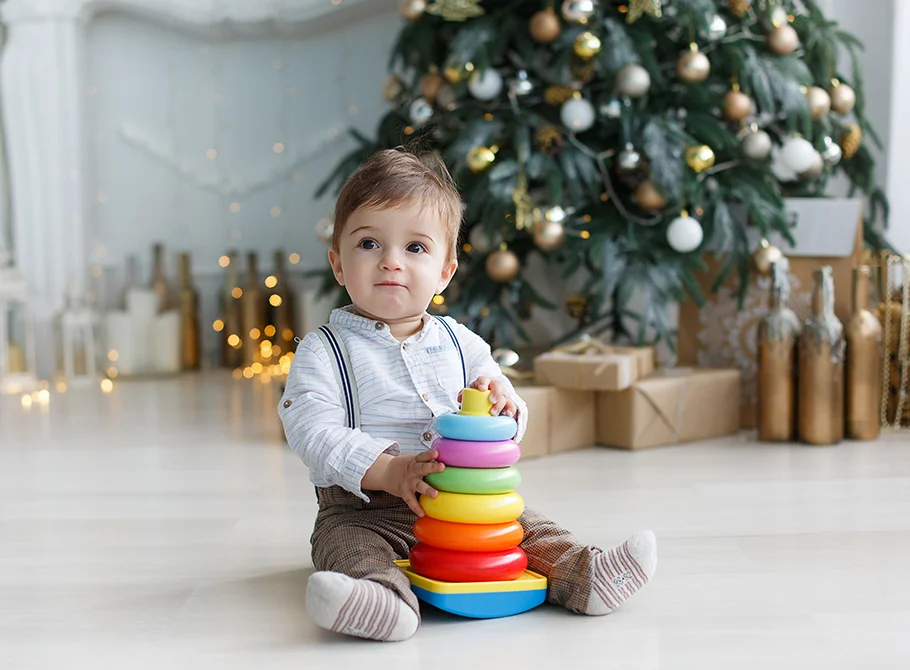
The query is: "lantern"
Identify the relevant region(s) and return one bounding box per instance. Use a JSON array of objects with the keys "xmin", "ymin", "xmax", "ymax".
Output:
[
  {"xmin": 54, "ymin": 290, "xmax": 101, "ymax": 385},
  {"xmin": 0, "ymin": 248, "xmax": 38, "ymax": 393}
]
